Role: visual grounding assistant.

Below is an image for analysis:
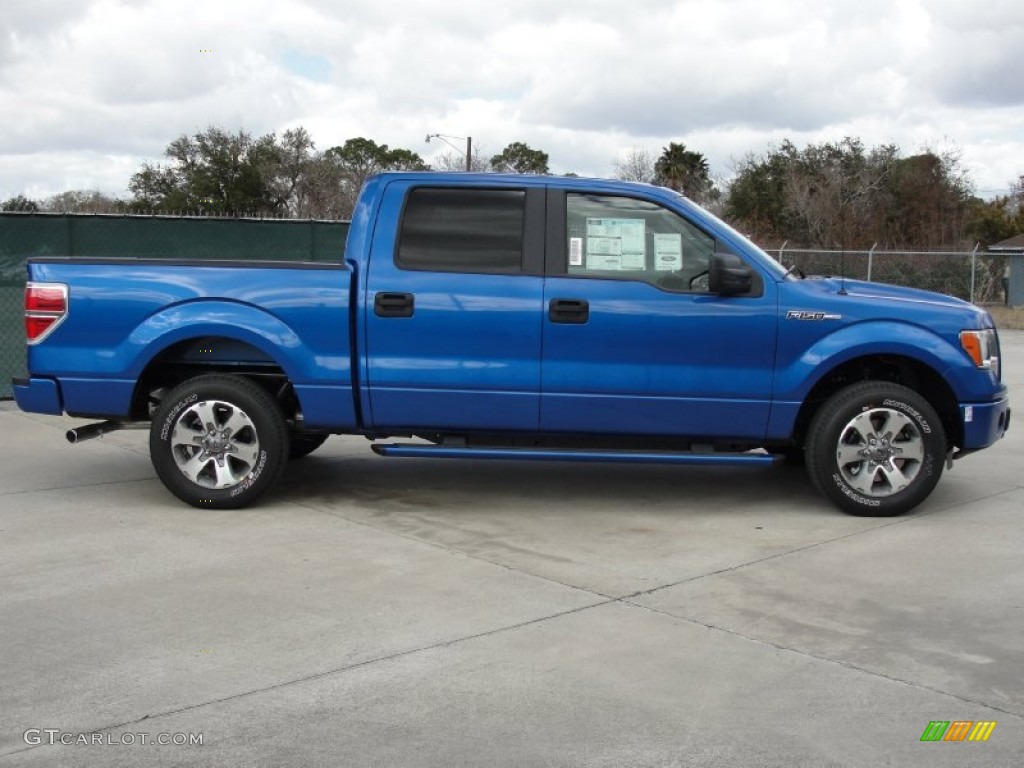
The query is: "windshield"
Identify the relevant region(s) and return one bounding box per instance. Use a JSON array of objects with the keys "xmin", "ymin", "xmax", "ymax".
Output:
[
  {"xmin": 670, "ymin": 191, "xmax": 789, "ymax": 279},
  {"xmin": 713, "ymin": 214, "xmax": 789, "ymax": 279}
]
